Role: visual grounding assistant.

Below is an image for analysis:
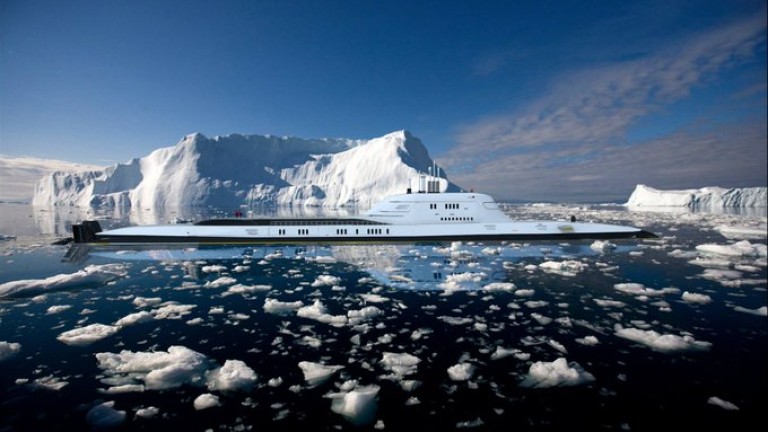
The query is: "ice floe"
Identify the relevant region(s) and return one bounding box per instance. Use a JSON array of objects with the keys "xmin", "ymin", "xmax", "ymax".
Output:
[
  {"xmin": 327, "ymin": 383, "xmax": 380, "ymax": 426},
  {"xmin": 681, "ymin": 291, "xmax": 713, "ymax": 305},
  {"xmin": 519, "ymin": 357, "xmax": 595, "ymax": 388},
  {"xmin": 707, "ymin": 396, "xmax": 740, "ymax": 411},
  {"xmin": 193, "ymin": 393, "xmax": 221, "ymax": 410},
  {"xmin": 94, "ymin": 345, "xmax": 255, "ymax": 393},
  {"xmin": 379, "ymin": 352, "xmax": 421, "ymax": 379},
  {"xmin": 86, "ymin": 401, "xmax": 126, "ymax": 428},
  {"xmin": 447, "ymin": 363, "xmax": 476, "ymax": 381},
  {"xmin": 614, "ymin": 325, "xmax": 712, "ymax": 353},
  {"xmin": 0, "ymin": 264, "xmax": 127, "ymax": 299},
  {"xmin": 0, "ymin": 341, "xmax": 21, "ymax": 361},
  {"xmin": 57, "ymin": 323, "xmax": 120, "ymax": 346},
  {"xmin": 298, "ymin": 361, "xmax": 344, "ymax": 387},
  {"xmin": 695, "ymin": 240, "xmax": 767, "ymax": 257},
  {"xmin": 206, "ymin": 360, "xmax": 258, "ymax": 392}
]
